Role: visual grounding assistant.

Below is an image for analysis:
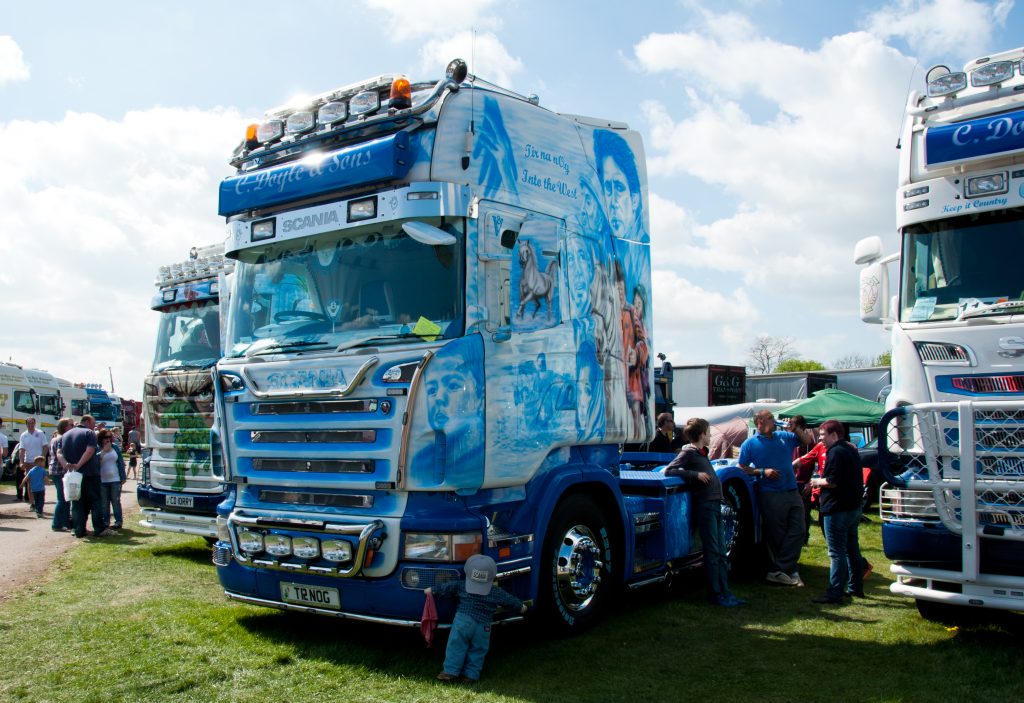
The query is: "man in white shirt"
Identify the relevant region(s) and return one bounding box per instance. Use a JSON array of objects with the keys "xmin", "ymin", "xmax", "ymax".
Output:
[
  {"xmin": 19, "ymin": 417, "xmax": 49, "ymax": 470},
  {"xmin": 18, "ymin": 418, "xmax": 49, "ymax": 504}
]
